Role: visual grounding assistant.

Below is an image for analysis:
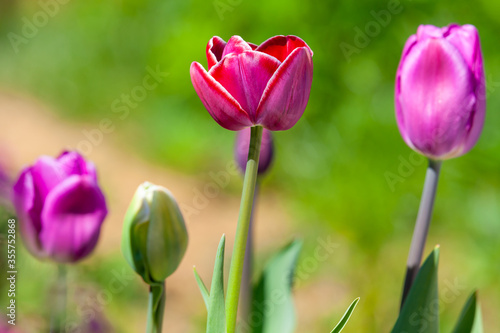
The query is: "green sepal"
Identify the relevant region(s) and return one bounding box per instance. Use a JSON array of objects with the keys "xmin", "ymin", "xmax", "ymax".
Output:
[
  {"xmin": 121, "ymin": 185, "xmax": 152, "ymax": 283},
  {"xmin": 147, "ymin": 188, "xmax": 188, "ymax": 282}
]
